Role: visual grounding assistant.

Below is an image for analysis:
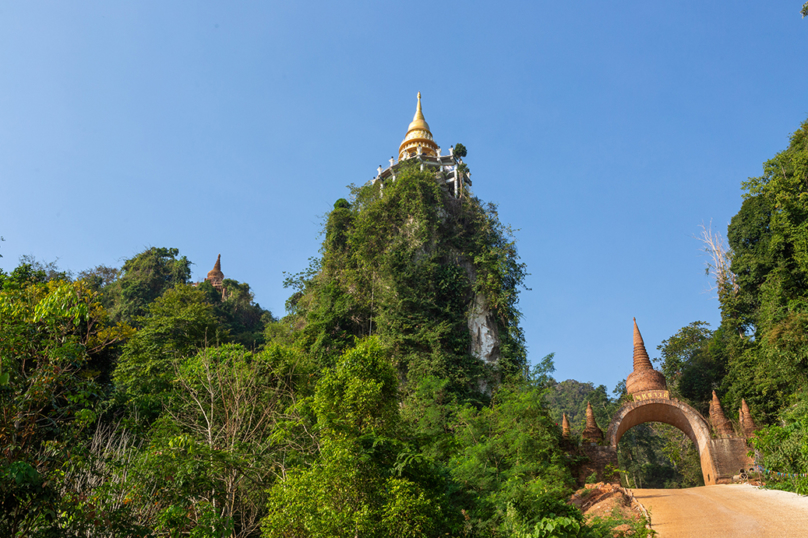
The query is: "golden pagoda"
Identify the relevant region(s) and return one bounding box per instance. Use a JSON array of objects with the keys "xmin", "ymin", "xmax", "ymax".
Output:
[
  {"xmin": 373, "ymin": 92, "xmax": 471, "ymax": 198},
  {"xmin": 398, "ymin": 92, "xmax": 439, "ymax": 160}
]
